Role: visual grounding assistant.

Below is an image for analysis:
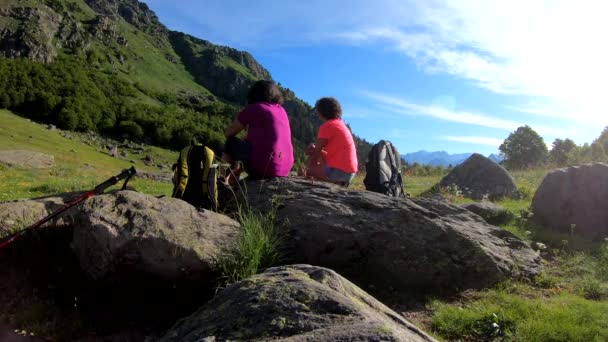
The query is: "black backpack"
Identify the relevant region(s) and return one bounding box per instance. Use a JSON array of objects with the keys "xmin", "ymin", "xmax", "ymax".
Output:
[
  {"xmin": 363, "ymin": 140, "xmax": 406, "ymax": 197},
  {"xmin": 171, "ymin": 142, "xmax": 219, "ymax": 210}
]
